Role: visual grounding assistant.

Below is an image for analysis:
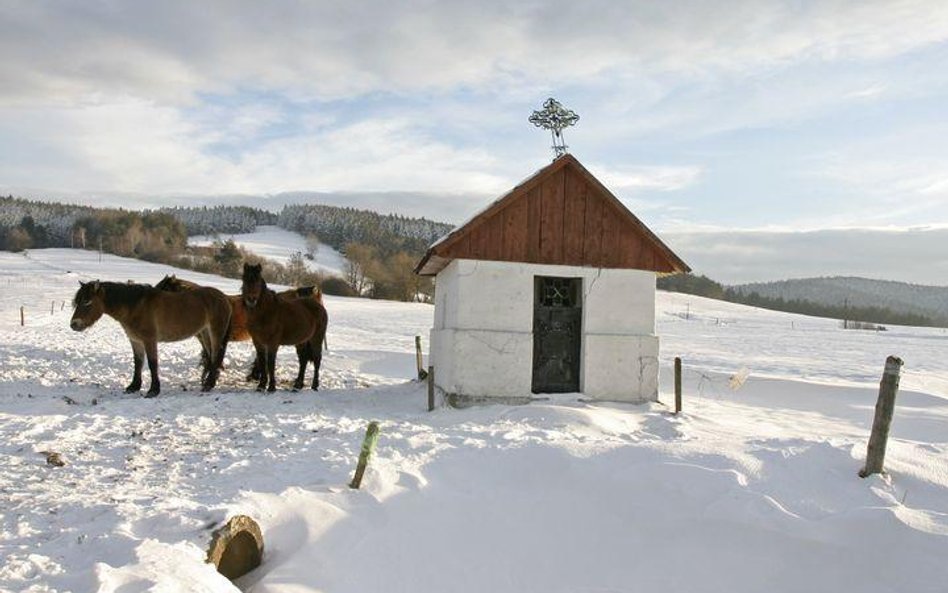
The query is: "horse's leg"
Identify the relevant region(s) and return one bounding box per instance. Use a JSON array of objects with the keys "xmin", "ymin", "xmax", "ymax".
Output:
[
  {"xmin": 254, "ymin": 342, "xmax": 268, "ymax": 392},
  {"xmin": 125, "ymin": 340, "xmax": 144, "ymax": 393},
  {"xmin": 246, "ymin": 353, "xmax": 262, "ymax": 382},
  {"xmin": 201, "ymin": 329, "xmax": 219, "ymax": 392},
  {"xmin": 266, "ymin": 347, "xmax": 277, "ymax": 392},
  {"xmin": 144, "ymin": 340, "xmax": 160, "ymax": 398},
  {"xmin": 293, "ymin": 344, "xmax": 308, "ymax": 391}
]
